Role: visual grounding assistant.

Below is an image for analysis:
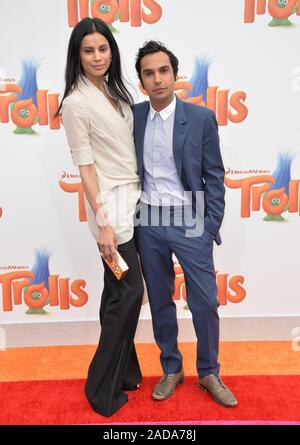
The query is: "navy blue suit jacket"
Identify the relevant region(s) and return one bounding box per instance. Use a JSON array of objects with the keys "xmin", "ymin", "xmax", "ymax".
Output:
[{"xmin": 133, "ymin": 97, "xmax": 225, "ymax": 245}]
